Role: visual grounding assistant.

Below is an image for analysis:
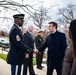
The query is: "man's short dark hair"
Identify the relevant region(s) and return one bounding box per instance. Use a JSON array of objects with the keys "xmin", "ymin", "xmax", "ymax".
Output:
[{"xmin": 48, "ymin": 21, "xmax": 58, "ymax": 29}]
